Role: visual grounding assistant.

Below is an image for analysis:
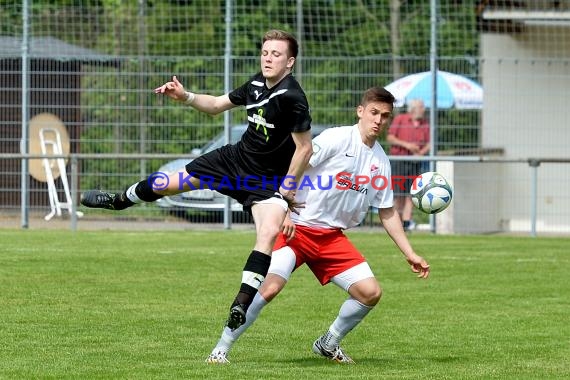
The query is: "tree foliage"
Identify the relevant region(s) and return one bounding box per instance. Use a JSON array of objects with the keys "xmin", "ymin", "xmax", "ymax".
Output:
[{"xmin": 2, "ymin": 0, "xmax": 481, "ymax": 190}]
